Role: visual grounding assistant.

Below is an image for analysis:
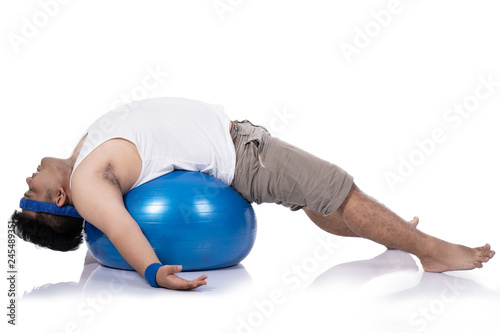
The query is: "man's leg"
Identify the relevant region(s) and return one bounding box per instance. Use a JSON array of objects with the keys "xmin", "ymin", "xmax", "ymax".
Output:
[
  {"xmin": 230, "ymin": 121, "xmax": 494, "ymax": 272},
  {"xmin": 326, "ymin": 183, "xmax": 495, "ymax": 272},
  {"xmin": 303, "ymin": 207, "xmax": 419, "ymax": 238},
  {"xmin": 302, "ymin": 208, "xmax": 360, "ymax": 237}
]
